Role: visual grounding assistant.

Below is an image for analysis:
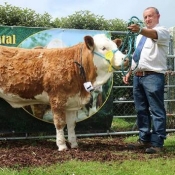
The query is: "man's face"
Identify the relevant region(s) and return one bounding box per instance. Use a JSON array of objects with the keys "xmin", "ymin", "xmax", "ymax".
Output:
[{"xmin": 143, "ymin": 8, "xmax": 160, "ymax": 29}]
